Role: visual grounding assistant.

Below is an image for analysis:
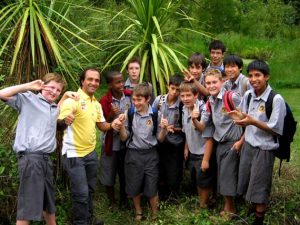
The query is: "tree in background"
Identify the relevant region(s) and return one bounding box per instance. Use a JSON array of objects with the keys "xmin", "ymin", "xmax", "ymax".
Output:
[
  {"xmin": 0, "ymin": 0, "xmax": 100, "ymax": 86},
  {"xmin": 101, "ymin": 0, "xmax": 209, "ymax": 95}
]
